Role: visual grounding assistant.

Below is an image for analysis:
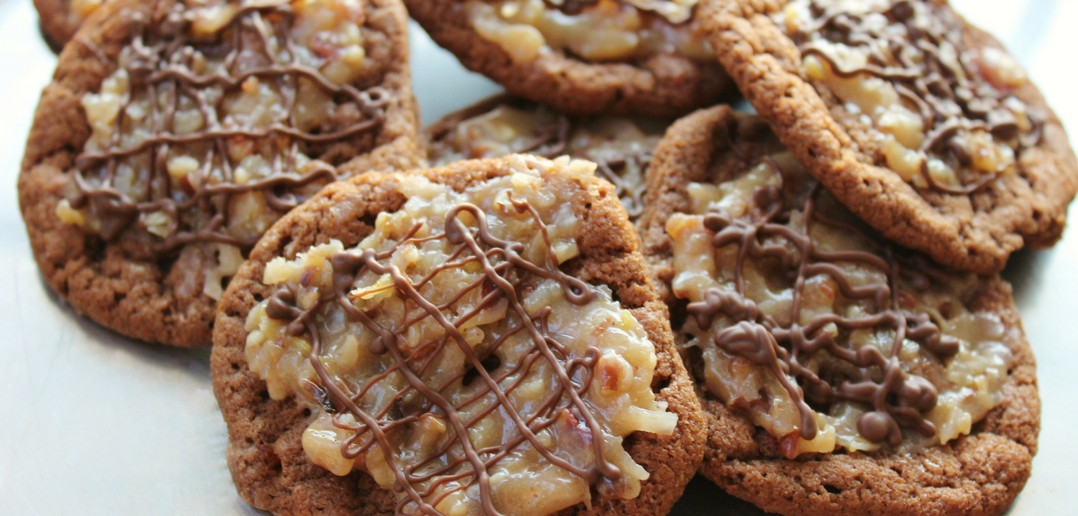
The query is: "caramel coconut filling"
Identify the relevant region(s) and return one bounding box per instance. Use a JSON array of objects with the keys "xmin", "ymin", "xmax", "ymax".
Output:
[
  {"xmin": 57, "ymin": 0, "xmax": 386, "ymax": 299},
  {"xmin": 428, "ymin": 98, "xmax": 663, "ymax": 220},
  {"xmin": 780, "ymin": 0, "xmax": 1042, "ymax": 192},
  {"xmin": 466, "ymin": 0, "xmax": 711, "ymax": 63},
  {"xmin": 667, "ymin": 151, "xmax": 1011, "ymax": 457},
  {"xmin": 245, "ymin": 156, "xmax": 675, "ymax": 515}
]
